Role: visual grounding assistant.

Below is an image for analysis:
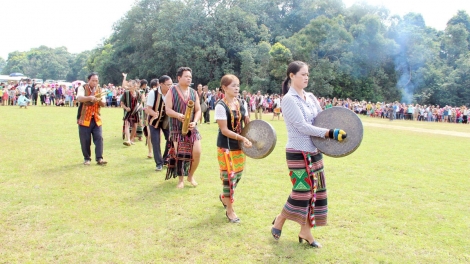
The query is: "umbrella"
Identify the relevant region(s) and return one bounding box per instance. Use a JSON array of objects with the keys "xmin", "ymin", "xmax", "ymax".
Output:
[
  {"xmin": 72, "ymin": 80, "xmax": 85, "ymax": 87},
  {"xmin": 9, "ymin": 73, "xmax": 25, "ymax": 77}
]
